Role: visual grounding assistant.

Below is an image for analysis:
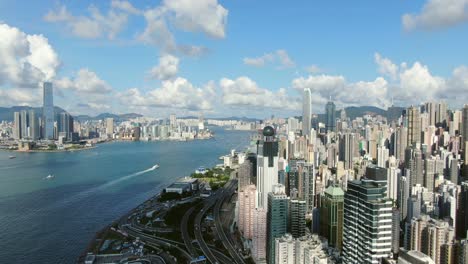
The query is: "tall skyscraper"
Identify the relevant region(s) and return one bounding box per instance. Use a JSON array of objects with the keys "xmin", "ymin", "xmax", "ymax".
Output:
[
  {"xmin": 463, "ymin": 105, "xmax": 468, "ymax": 152},
  {"xmin": 13, "ymin": 111, "xmax": 21, "ymax": 140},
  {"xmin": 408, "ymin": 106, "xmax": 421, "ymax": 146},
  {"xmin": 238, "ymin": 184, "xmax": 256, "ymax": 239},
  {"xmin": 395, "ymin": 126, "xmax": 408, "ymax": 161},
  {"xmin": 20, "ymin": 110, "xmax": 29, "ymax": 139},
  {"xmin": 302, "ymin": 88, "xmax": 312, "ymax": 137},
  {"xmin": 43, "ymin": 82, "xmax": 54, "ymax": 140},
  {"xmin": 319, "ymin": 185, "xmax": 344, "ymax": 251},
  {"xmin": 252, "ymin": 208, "xmax": 267, "ymax": 263},
  {"xmin": 58, "ymin": 112, "xmax": 73, "ymax": 140},
  {"xmin": 339, "ymin": 132, "xmax": 357, "ymax": 170},
  {"xmin": 106, "ymin": 118, "xmax": 114, "ymax": 138},
  {"xmin": 238, "ymin": 160, "xmax": 253, "ymax": 191},
  {"xmin": 256, "ymin": 126, "xmax": 279, "ymax": 209},
  {"xmin": 326, "ymin": 101, "xmax": 336, "ymax": 132},
  {"xmin": 266, "ymin": 184, "xmax": 289, "ymax": 264},
  {"xmin": 342, "ymin": 166, "xmax": 393, "ymax": 263},
  {"xmin": 289, "ymin": 199, "xmax": 306, "ymax": 238},
  {"xmin": 29, "ymin": 110, "xmax": 39, "ymax": 140}
]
